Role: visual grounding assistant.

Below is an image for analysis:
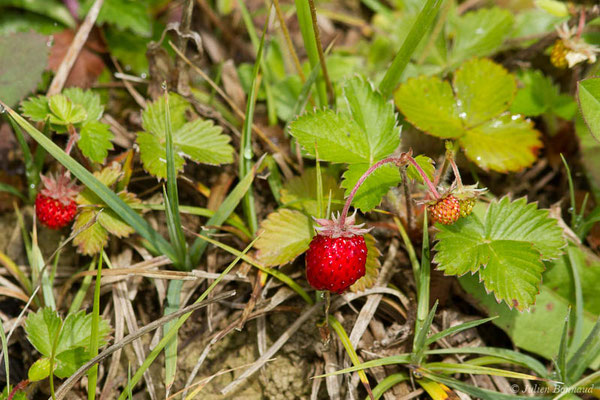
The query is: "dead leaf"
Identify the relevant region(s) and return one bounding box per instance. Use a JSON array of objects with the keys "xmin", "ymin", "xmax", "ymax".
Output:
[{"xmin": 48, "ymin": 29, "xmax": 106, "ymax": 89}]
